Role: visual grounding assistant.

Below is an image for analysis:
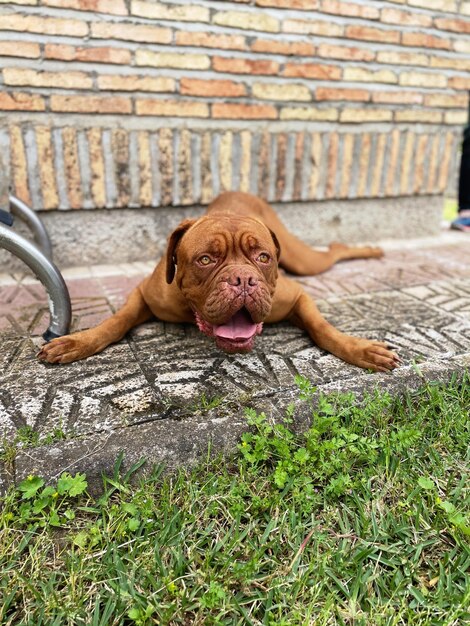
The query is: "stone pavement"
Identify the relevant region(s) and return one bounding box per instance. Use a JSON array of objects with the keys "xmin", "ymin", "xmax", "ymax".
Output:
[{"xmin": 1, "ymin": 231, "xmax": 469, "ymax": 494}]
